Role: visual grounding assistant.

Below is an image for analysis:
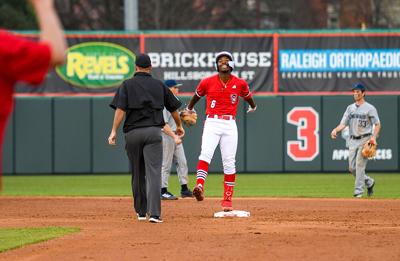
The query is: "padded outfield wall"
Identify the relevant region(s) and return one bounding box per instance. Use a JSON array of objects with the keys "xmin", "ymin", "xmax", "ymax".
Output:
[{"xmin": 2, "ymin": 95, "xmax": 398, "ymax": 174}]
